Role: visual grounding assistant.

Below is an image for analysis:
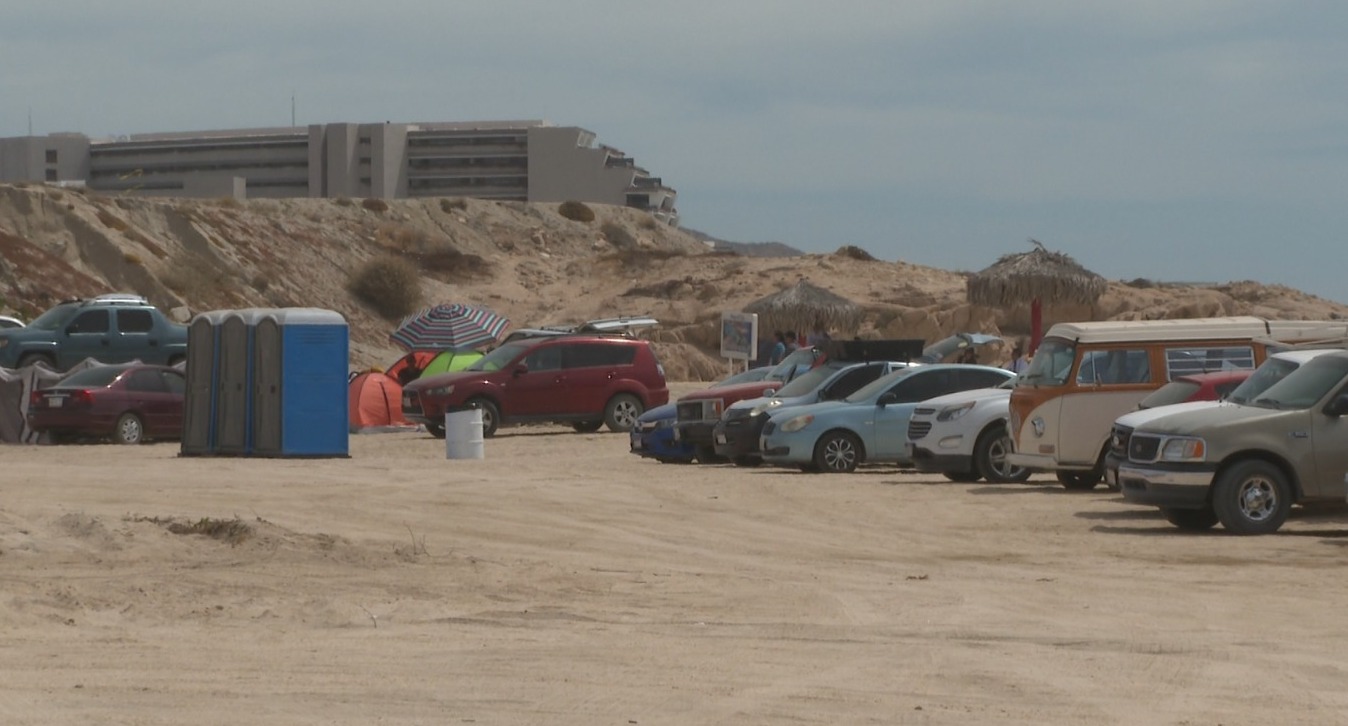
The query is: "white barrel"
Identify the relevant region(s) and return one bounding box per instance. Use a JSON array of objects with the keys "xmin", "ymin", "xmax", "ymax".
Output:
[{"xmin": 445, "ymin": 408, "xmax": 485, "ymax": 459}]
